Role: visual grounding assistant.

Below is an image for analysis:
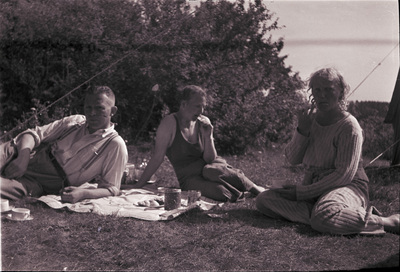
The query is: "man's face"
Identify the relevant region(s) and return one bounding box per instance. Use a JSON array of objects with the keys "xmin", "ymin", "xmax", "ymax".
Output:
[{"xmin": 84, "ymin": 93, "xmax": 117, "ymax": 133}]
